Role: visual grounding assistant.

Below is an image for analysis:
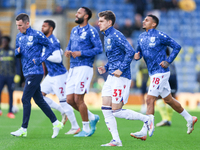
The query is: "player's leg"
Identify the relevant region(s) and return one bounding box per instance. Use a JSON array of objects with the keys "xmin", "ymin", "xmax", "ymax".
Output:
[
  {"xmin": 11, "ymin": 74, "xmax": 39, "ymax": 137},
  {"xmin": 140, "ymin": 81, "xmax": 147, "ymax": 114},
  {"xmin": 53, "ymin": 73, "xmax": 79, "ymax": 128},
  {"xmin": 100, "ymin": 75, "xmax": 122, "ymax": 146},
  {"xmin": 112, "ymin": 77, "xmax": 149, "ymax": 123},
  {"xmin": 156, "ymin": 98, "xmax": 171, "ymax": 127},
  {"xmin": 60, "ymin": 99, "xmax": 80, "ymax": 130},
  {"xmin": 163, "ymin": 93, "xmax": 197, "ymax": 134},
  {"xmin": 73, "ymin": 66, "xmax": 99, "ymax": 137},
  {"xmin": 101, "ymin": 96, "xmax": 122, "ymax": 146},
  {"xmin": 0, "ymin": 75, "xmax": 6, "ymax": 116},
  {"xmin": 65, "ymin": 94, "xmax": 81, "ymax": 134},
  {"xmin": 166, "ymin": 92, "xmax": 176, "ymax": 123},
  {"xmin": 74, "ymin": 93, "xmax": 90, "ymax": 132},
  {"xmin": 6, "ymin": 76, "xmax": 15, "ymax": 118},
  {"xmin": 41, "ymin": 75, "xmax": 66, "ymax": 115},
  {"xmin": 42, "ymin": 93, "xmax": 65, "ymax": 116},
  {"xmin": 33, "ymin": 76, "xmax": 63, "ymax": 138}
]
